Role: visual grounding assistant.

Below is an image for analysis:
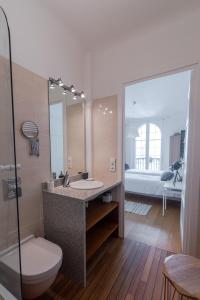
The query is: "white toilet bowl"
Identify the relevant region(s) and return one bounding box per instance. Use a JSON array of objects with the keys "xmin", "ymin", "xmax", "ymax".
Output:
[{"xmin": 0, "ymin": 236, "xmax": 63, "ymax": 299}]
